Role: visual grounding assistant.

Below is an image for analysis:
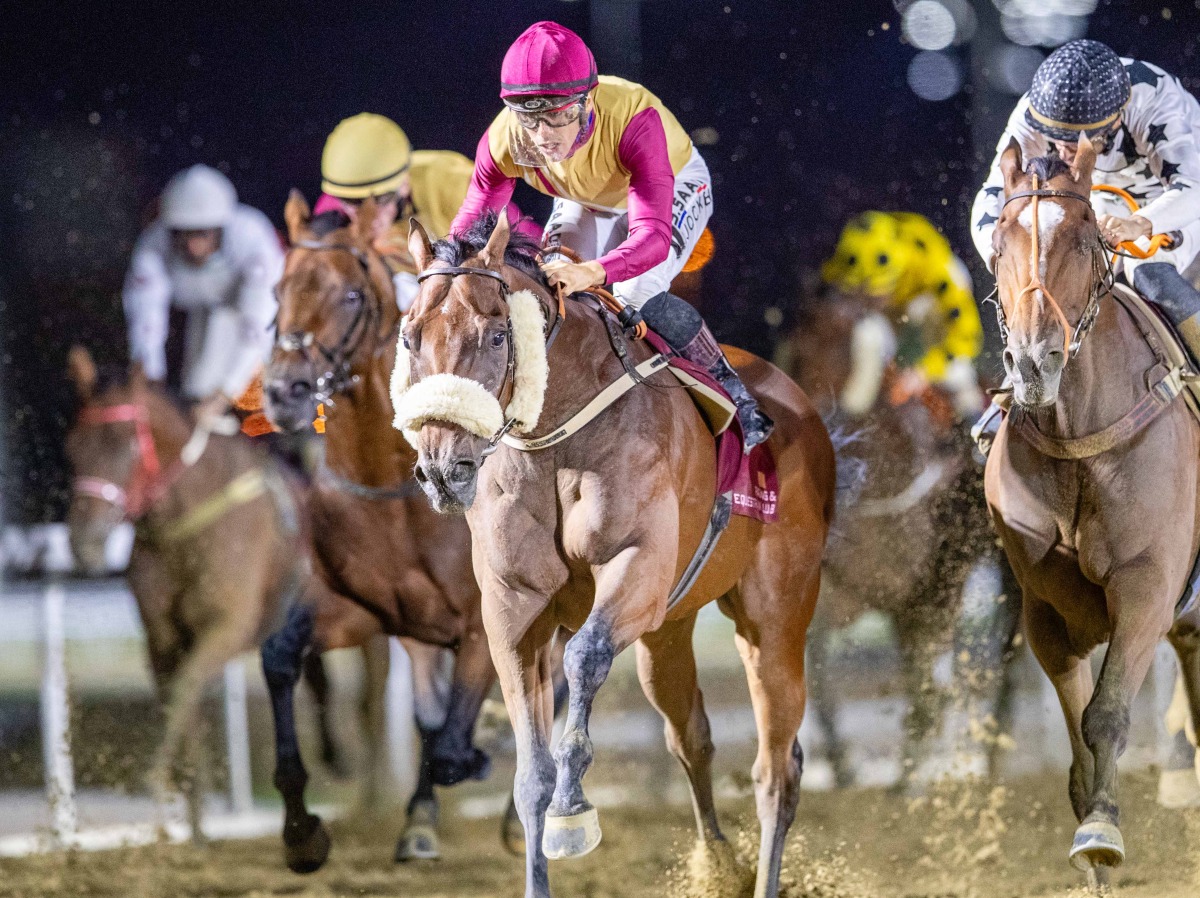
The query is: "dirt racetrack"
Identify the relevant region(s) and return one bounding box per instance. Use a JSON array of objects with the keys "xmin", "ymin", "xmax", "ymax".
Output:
[{"xmin": 2, "ymin": 754, "xmax": 1198, "ymax": 898}]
